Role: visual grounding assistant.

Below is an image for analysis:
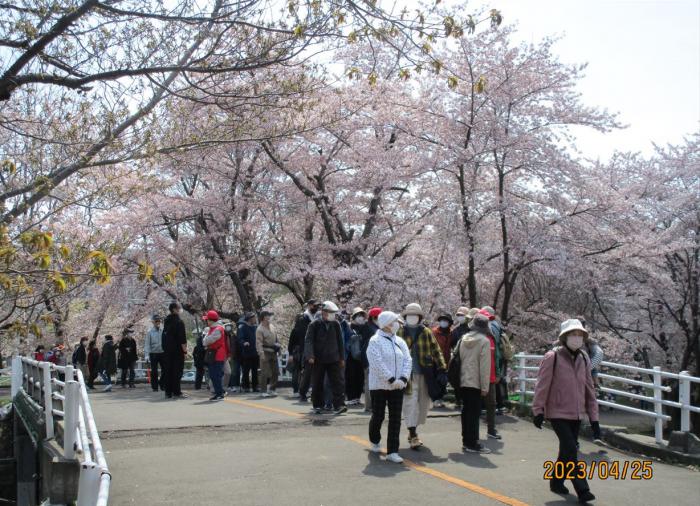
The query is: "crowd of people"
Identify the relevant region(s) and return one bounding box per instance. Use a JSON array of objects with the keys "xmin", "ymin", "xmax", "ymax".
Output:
[{"xmin": 30, "ymin": 298, "xmax": 603, "ymax": 503}]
